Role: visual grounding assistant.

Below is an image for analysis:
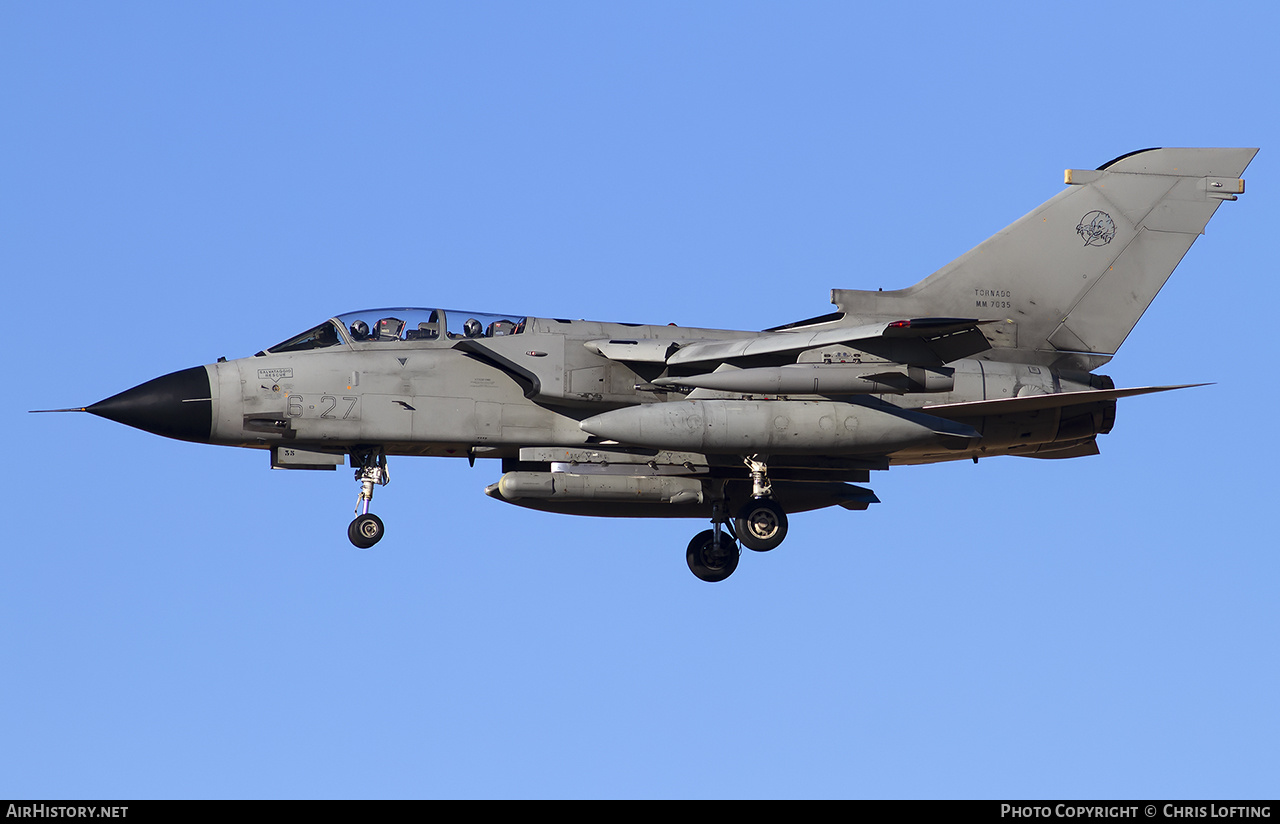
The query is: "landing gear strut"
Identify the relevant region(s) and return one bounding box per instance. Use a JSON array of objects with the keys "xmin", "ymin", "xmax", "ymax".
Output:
[
  {"xmin": 682, "ymin": 458, "xmax": 792, "ymax": 581},
  {"xmin": 348, "ymin": 448, "xmax": 389, "ymax": 548},
  {"xmin": 734, "ymin": 455, "xmax": 788, "ymax": 552},
  {"xmin": 686, "ymin": 497, "xmax": 739, "ymax": 582}
]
